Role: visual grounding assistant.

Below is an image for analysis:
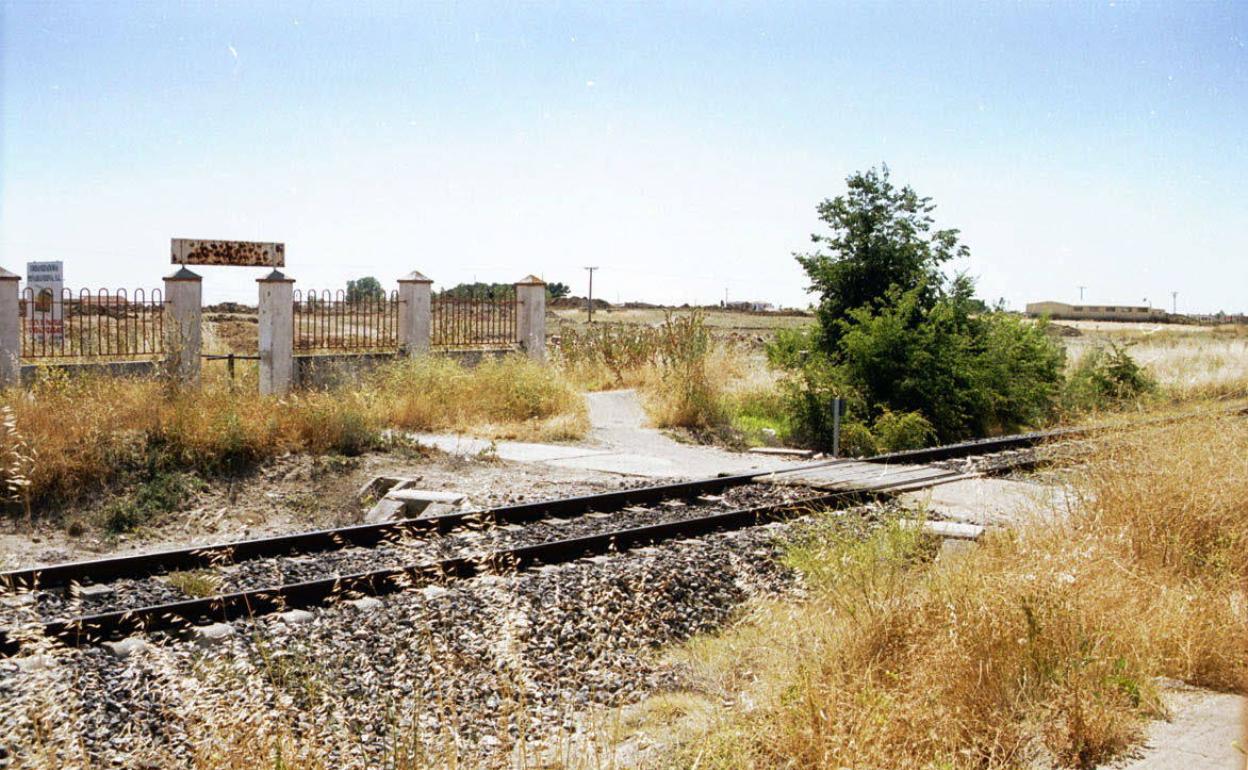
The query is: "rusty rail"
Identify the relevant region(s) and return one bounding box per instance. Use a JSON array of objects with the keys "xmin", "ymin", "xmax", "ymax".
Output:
[
  {"xmin": 20, "ymin": 288, "xmax": 165, "ymax": 360},
  {"xmin": 293, "ymin": 289, "xmax": 400, "ymax": 352},
  {"xmin": 431, "ymin": 295, "xmax": 517, "ymax": 349}
]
